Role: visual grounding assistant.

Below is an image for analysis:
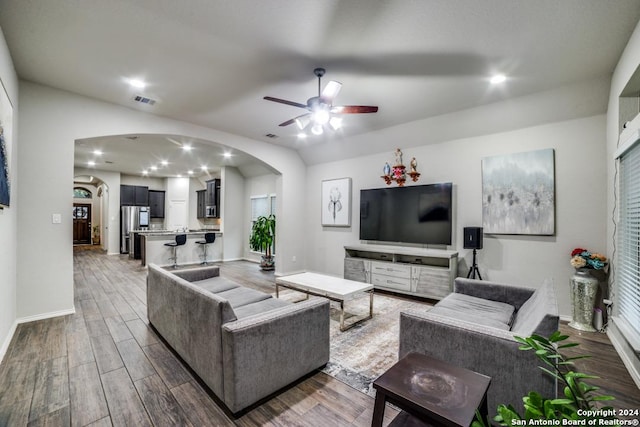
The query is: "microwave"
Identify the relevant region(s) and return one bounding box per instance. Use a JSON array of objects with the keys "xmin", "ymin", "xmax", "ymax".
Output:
[{"xmin": 205, "ymin": 206, "xmax": 216, "ymax": 218}]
